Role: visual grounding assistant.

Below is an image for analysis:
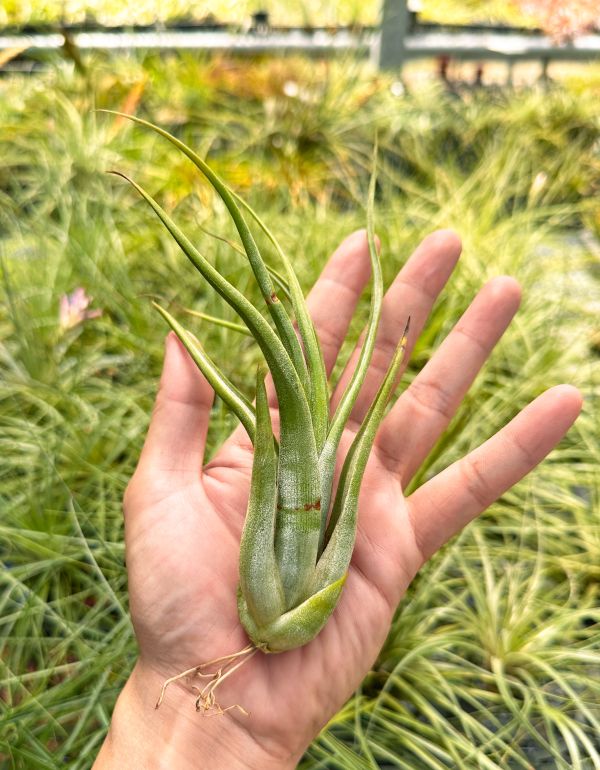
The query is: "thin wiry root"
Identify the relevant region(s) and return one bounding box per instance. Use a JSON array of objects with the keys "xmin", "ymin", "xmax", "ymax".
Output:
[{"xmin": 155, "ymin": 644, "xmax": 256, "ymax": 716}]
